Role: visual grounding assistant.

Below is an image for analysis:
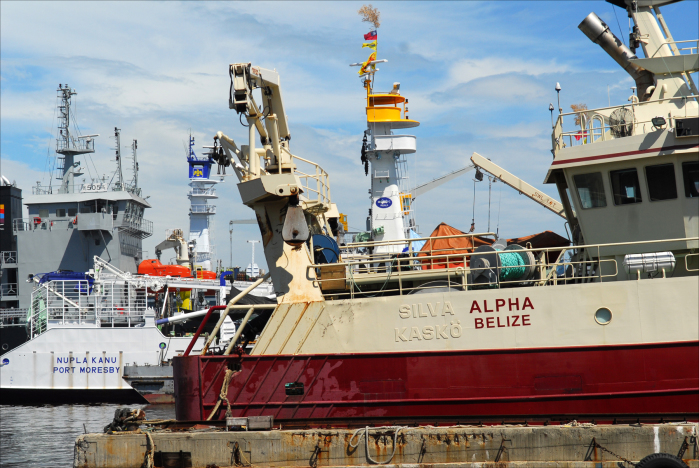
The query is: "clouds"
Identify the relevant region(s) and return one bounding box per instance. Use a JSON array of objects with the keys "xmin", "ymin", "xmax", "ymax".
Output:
[{"xmin": 2, "ymin": 1, "xmax": 697, "ymax": 270}]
